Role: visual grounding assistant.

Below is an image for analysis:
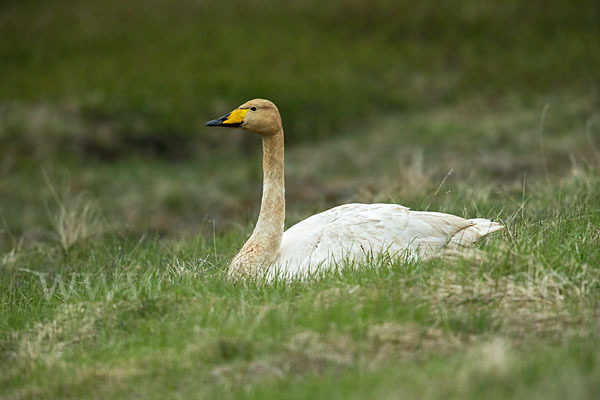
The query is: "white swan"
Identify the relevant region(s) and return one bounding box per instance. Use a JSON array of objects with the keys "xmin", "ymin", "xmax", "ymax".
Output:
[{"xmin": 206, "ymin": 99, "xmax": 503, "ymax": 281}]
